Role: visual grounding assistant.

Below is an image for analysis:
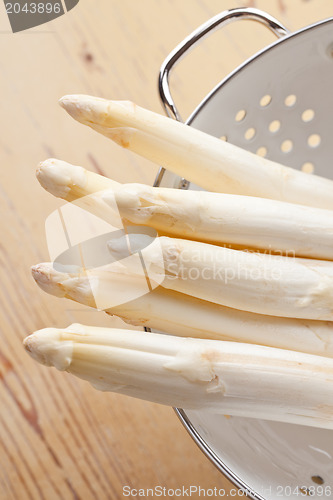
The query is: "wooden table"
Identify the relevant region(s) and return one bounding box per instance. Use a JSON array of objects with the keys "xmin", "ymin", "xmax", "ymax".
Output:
[{"xmin": 0, "ymin": 1, "xmax": 332, "ymax": 498}]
